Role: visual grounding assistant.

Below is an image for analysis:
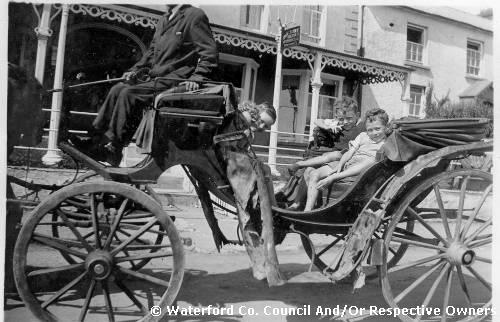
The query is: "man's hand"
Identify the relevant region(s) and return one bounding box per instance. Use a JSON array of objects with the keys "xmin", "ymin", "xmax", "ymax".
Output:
[
  {"xmin": 180, "ymin": 81, "xmax": 199, "ymax": 91},
  {"xmin": 122, "ymin": 71, "xmax": 137, "ymax": 84}
]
